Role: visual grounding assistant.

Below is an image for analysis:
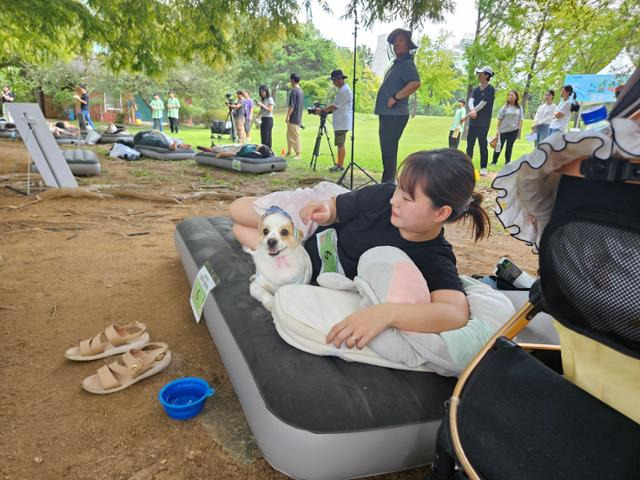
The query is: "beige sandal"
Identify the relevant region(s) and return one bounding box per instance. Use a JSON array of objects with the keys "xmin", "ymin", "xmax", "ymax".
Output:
[
  {"xmin": 82, "ymin": 342, "xmax": 171, "ymax": 394},
  {"xmin": 65, "ymin": 322, "xmax": 150, "ymax": 361}
]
